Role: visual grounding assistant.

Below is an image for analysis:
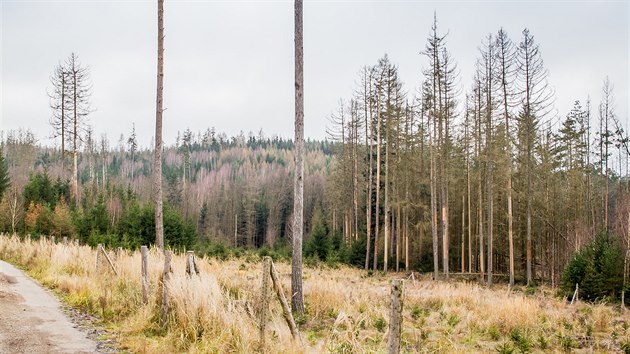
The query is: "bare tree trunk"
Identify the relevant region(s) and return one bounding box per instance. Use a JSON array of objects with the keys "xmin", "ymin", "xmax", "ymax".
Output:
[
  {"xmin": 364, "ymin": 73, "xmax": 373, "ymax": 270},
  {"xmin": 623, "ymin": 211, "xmax": 629, "ymax": 309},
  {"xmin": 154, "ymin": 0, "xmax": 165, "ymax": 251},
  {"xmin": 353, "ymin": 109, "xmax": 359, "ymax": 243},
  {"xmin": 384, "ymin": 135, "xmax": 389, "ymax": 272},
  {"xmin": 476, "ymin": 83, "xmax": 484, "ymax": 283},
  {"xmin": 72, "ymin": 73, "xmax": 79, "ymax": 206},
  {"xmin": 396, "ymin": 205, "xmax": 401, "ymax": 272},
  {"xmin": 465, "ymin": 115, "xmax": 472, "ymax": 273},
  {"xmin": 373, "ymin": 96, "xmax": 381, "ymax": 271},
  {"xmin": 430, "ymin": 116, "xmax": 439, "ymax": 280},
  {"xmin": 462, "ymin": 195, "xmax": 465, "ymax": 273},
  {"xmin": 291, "ymin": 0, "xmax": 305, "ymax": 316}
]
